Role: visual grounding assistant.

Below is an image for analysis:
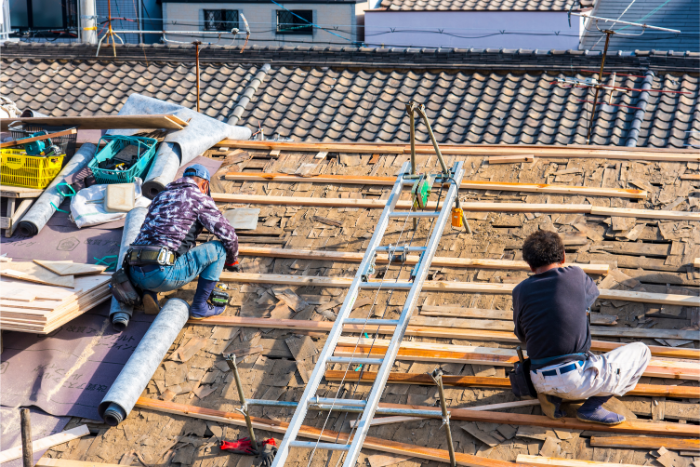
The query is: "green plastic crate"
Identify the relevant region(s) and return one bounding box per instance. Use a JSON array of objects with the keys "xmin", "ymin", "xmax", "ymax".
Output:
[{"xmin": 88, "ymin": 135, "xmax": 158, "ymax": 184}]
